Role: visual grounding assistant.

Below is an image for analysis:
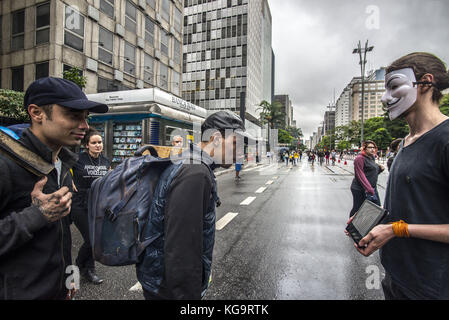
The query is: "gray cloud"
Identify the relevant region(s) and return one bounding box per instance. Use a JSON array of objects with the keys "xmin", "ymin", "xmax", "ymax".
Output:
[{"xmin": 269, "ymin": 0, "xmax": 449, "ymax": 138}]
